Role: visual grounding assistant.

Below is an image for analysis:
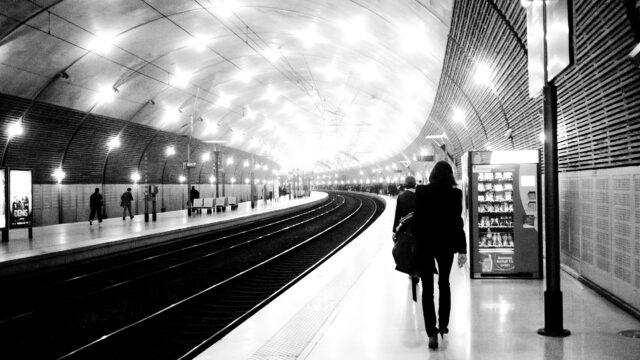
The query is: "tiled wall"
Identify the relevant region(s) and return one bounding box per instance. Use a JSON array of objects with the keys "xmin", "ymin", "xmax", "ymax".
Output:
[{"xmin": 559, "ymin": 166, "xmax": 640, "ymax": 312}]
